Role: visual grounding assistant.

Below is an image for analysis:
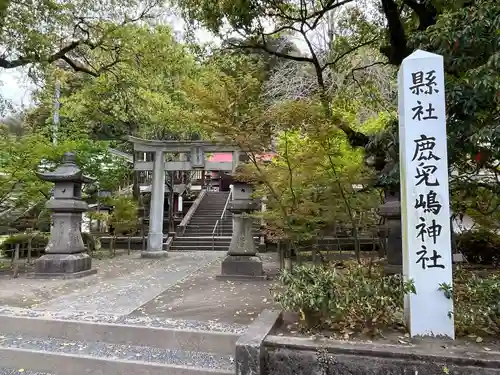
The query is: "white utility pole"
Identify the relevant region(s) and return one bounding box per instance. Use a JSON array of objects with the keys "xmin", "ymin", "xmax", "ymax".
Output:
[{"xmin": 53, "ymin": 80, "xmax": 60, "ymax": 145}]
